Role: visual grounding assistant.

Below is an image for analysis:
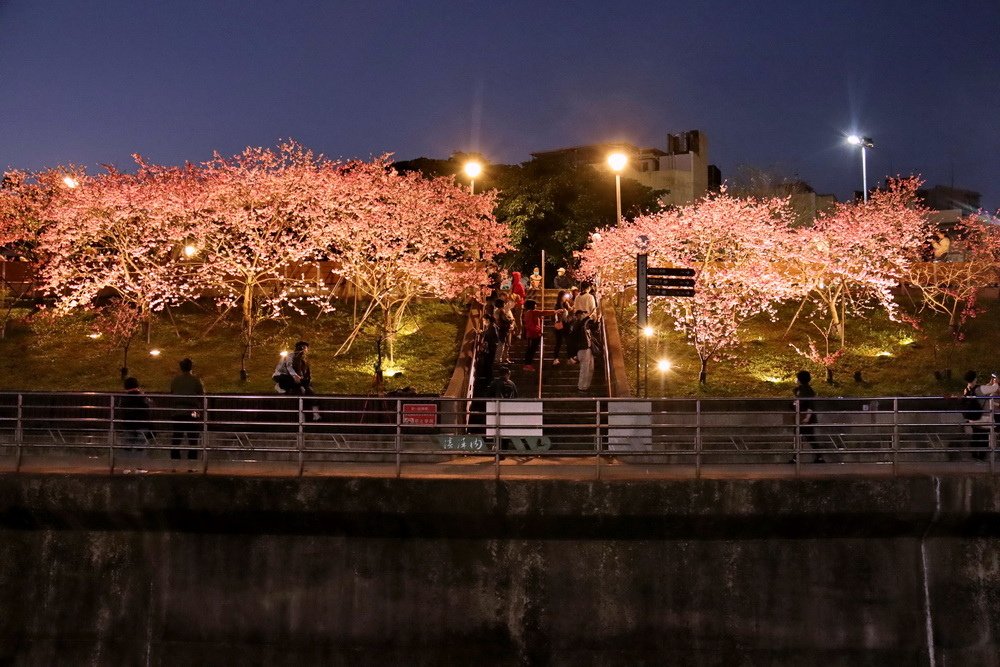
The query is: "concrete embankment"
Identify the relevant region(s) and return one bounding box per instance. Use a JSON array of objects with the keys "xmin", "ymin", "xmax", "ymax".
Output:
[{"xmin": 1, "ymin": 474, "xmax": 998, "ymax": 665}]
